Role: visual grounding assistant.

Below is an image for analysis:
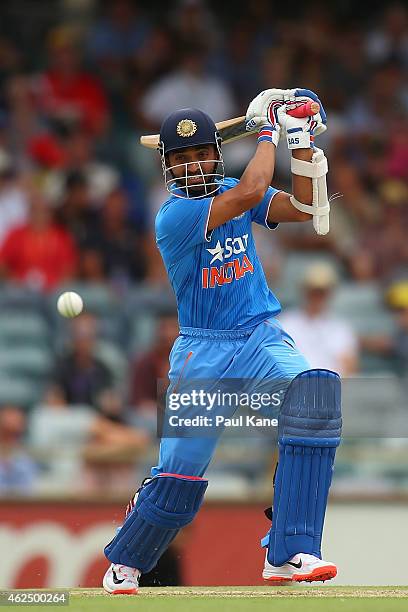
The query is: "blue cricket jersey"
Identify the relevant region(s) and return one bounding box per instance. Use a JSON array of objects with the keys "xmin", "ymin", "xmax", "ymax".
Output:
[{"xmin": 155, "ymin": 177, "xmax": 282, "ymax": 330}]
